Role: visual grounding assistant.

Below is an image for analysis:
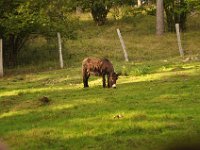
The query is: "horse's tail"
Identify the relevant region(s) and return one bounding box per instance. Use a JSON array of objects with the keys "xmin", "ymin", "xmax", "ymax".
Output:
[{"xmin": 82, "ymin": 58, "xmax": 88, "ymax": 75}]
